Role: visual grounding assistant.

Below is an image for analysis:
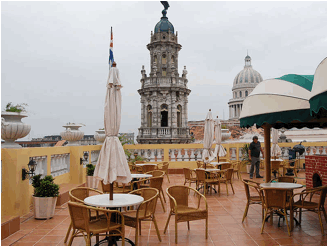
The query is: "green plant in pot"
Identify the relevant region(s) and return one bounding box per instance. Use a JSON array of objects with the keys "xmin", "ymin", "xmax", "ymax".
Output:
[
  {"xmin": 241, "ymin": 143, "xmax": 252, "ymax": 173},
  {"xmin": 31, "ymin": 175, "xmax": 59, "ymax": 219},
  {"xmin": 86, "ymin": 164, "xmax": 99, "ymax": 189}
]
